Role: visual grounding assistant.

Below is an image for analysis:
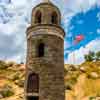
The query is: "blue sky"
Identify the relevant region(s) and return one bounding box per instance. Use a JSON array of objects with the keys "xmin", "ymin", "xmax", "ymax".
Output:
[{"xmin": 0, "ymin": 0, "xmax": 100, "ymax": 64}]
